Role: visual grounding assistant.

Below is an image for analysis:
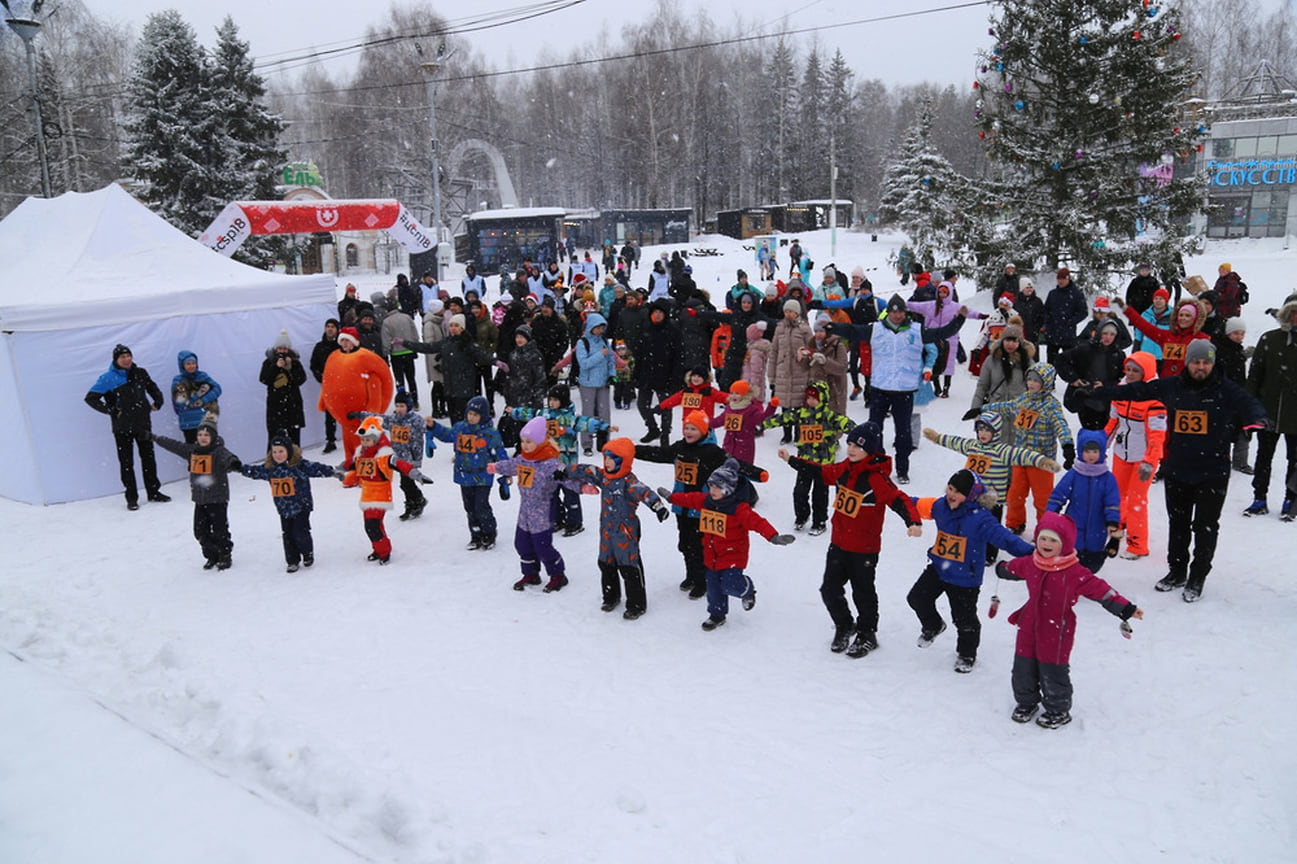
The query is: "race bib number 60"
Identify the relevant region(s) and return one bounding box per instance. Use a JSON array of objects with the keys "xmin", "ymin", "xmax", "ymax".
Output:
[{"xmin": 833, "ymin": 485, "xmax": 866, "ymax": 517}]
